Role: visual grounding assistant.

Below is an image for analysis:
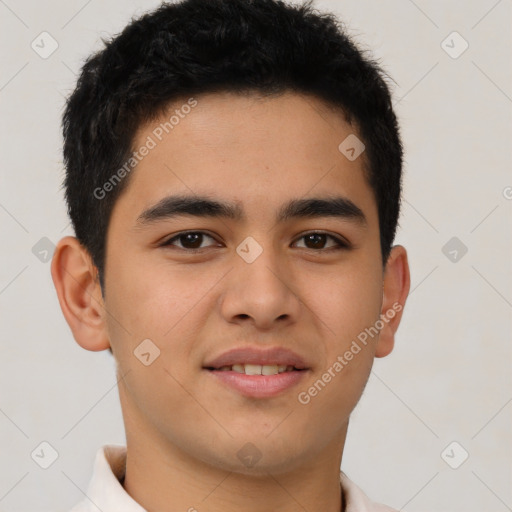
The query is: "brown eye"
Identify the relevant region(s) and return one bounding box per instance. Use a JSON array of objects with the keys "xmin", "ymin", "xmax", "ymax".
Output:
[
  {"xmin": 293, "ymin": 232, "xmax": 348, "ymax": 250},
  {"xmin": 304, "ymin": 233, "xmax": 327, "ymax": 249},
  {"xmin": 162, "ymin": 232, "xmax": 218, "ymax": 250}
]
